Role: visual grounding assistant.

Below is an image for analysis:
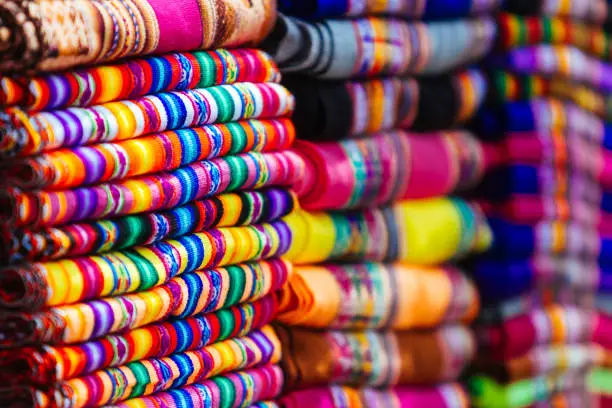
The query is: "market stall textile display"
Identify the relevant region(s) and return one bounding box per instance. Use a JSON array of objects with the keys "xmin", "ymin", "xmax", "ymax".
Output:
[
  {"xmin": 1, "ymin": 188, "xmax": 298, "ymax": 264},
  {"xmin": 0, "ymin": 259, "xmax": 292, "ymax": 347},
  {"xmin": 0, "ymin": 49, "xmax": 280, "ymax": 111},
  {"xmin": 284, "ymin": 69, "xmax": 488, "ymax": 140},
  {"xmin": 283, "ymin": 197, "xmax": 492, "ymax": 266},
  {"xmin": 0, "ymin": 0, "xmax": 277, "ymax": 72},
  {"xmin": 280, "ymin": 384, "xmax": 470, "ymax": 408},
  {"xmin": 261, "ymin": 15, "xmax": 496, "ymax": 79},
  {"xmin": 501, "ymin": 0, "xmax": 612, "ymax": 26},
  {"xmin": 275, "ymin": 324, "xmax": 476, "ymax": 390},
  {"xmin": 277, "ymin": 262, "xmax": 479, "ymax": 329},
  {"xmin": 292, "ymin": 130, "xmax": 493, "ymax": 210}
]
